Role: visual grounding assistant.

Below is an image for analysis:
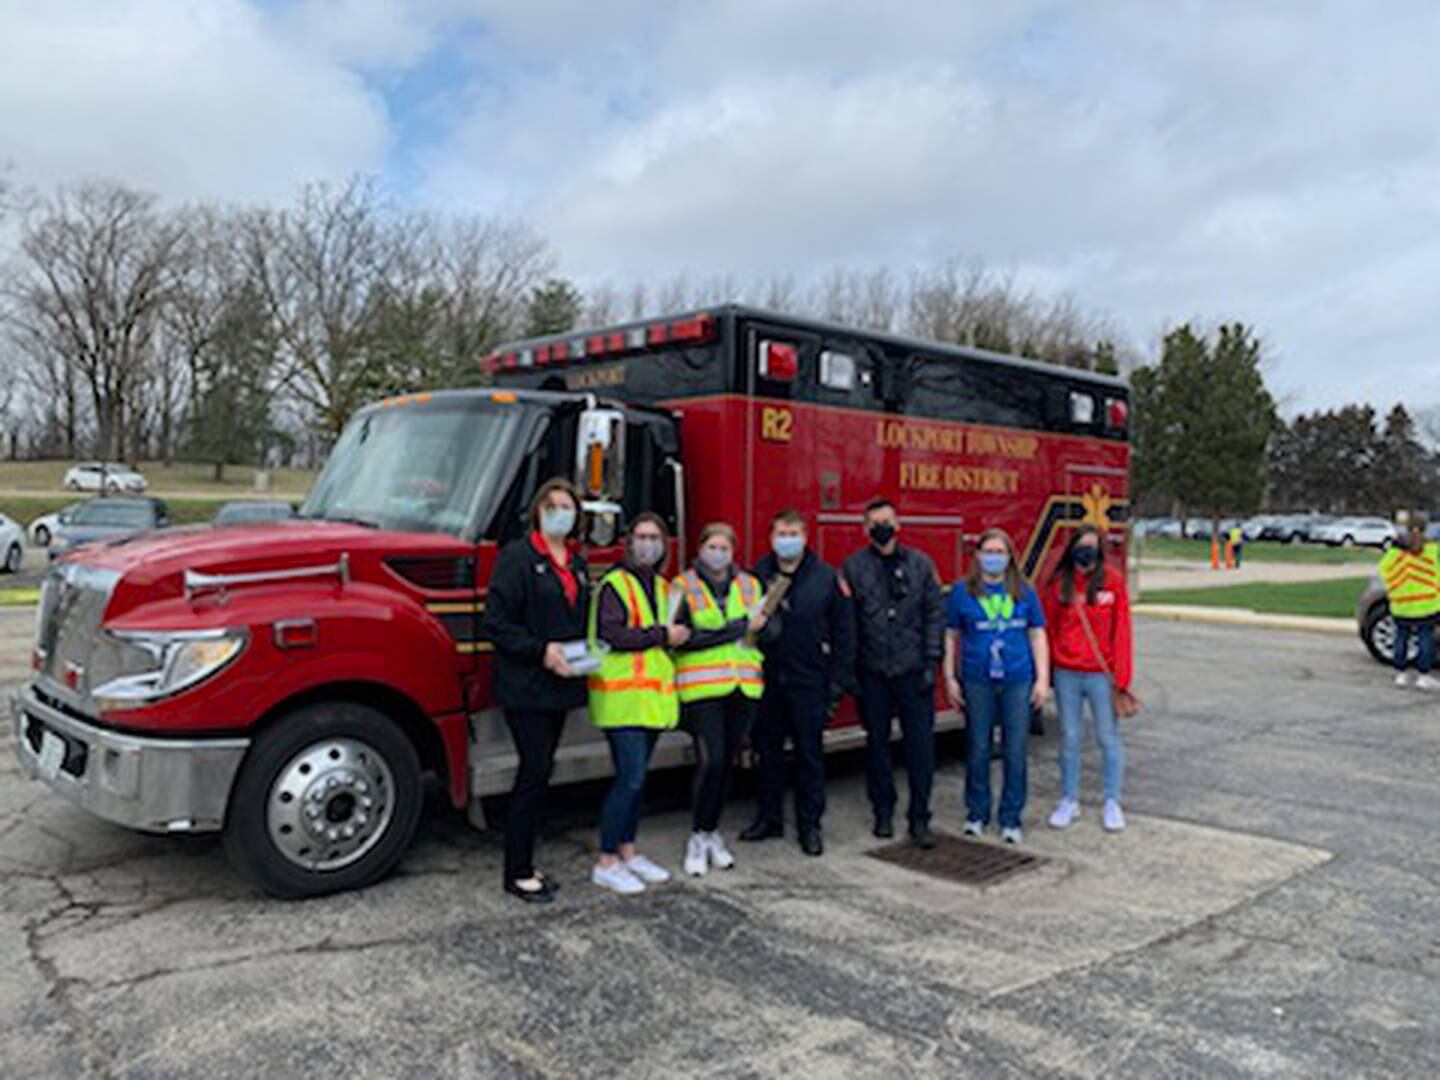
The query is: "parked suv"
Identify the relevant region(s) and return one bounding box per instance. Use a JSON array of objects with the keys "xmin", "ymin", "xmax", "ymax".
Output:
[
  {"xmin": 1313, "ymin": 516, "xmax": 1396, "ymax": 548},
  {"xmin": 49, "ymin": 497, "xmax": 171, "ymax": 559}
]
